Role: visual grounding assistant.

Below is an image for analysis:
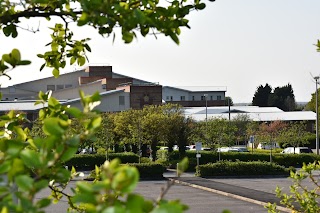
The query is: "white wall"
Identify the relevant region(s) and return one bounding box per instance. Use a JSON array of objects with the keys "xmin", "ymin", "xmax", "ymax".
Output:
[
  {"xmin": 12, "ymin": 70, "xmax": 88, "ymax": 93},
  {"xmin": 67, "ymin": 91, "xmax": 130, "ymax": 112},
  {"xmin": 162, "ymin": 87, "xmax": 226, "ymax": 101},
  {"xmin": 52, "ymin": 81, "xmax": 105, "ymax": 100}
]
